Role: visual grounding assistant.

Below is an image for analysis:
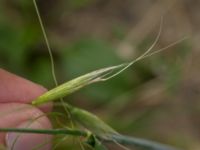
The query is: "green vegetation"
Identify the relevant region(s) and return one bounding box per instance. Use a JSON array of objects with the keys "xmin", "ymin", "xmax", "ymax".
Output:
[{"xmin": 0, "ymin": 0, "xmax": 196, "ymax": 150}]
